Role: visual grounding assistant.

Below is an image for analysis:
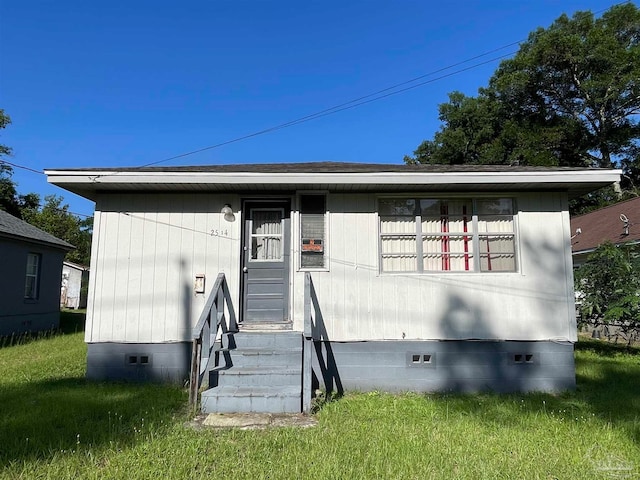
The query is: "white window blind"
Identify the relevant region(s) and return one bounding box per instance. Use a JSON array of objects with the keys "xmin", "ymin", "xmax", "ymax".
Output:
[
  {"xmin": 379, "ymin": 198, "xmax": 516, "ymax": 273},
  {"xmin": 300, "ymin": 194, "xmax": 326, "ymax": 269}
]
